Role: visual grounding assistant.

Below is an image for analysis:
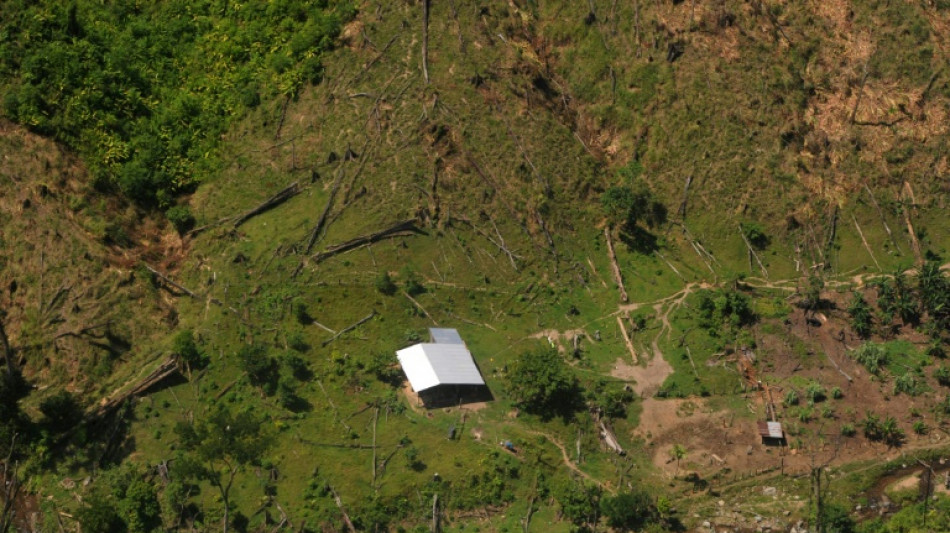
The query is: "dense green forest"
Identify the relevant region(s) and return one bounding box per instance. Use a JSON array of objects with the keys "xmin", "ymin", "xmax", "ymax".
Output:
[
  {"xmin": 2, "ymin": 0, "xmax": 950, "ymax": 532},
  {"xmin": 0, "ymin": 0, "xmax": 352, "ymax": 211}
]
